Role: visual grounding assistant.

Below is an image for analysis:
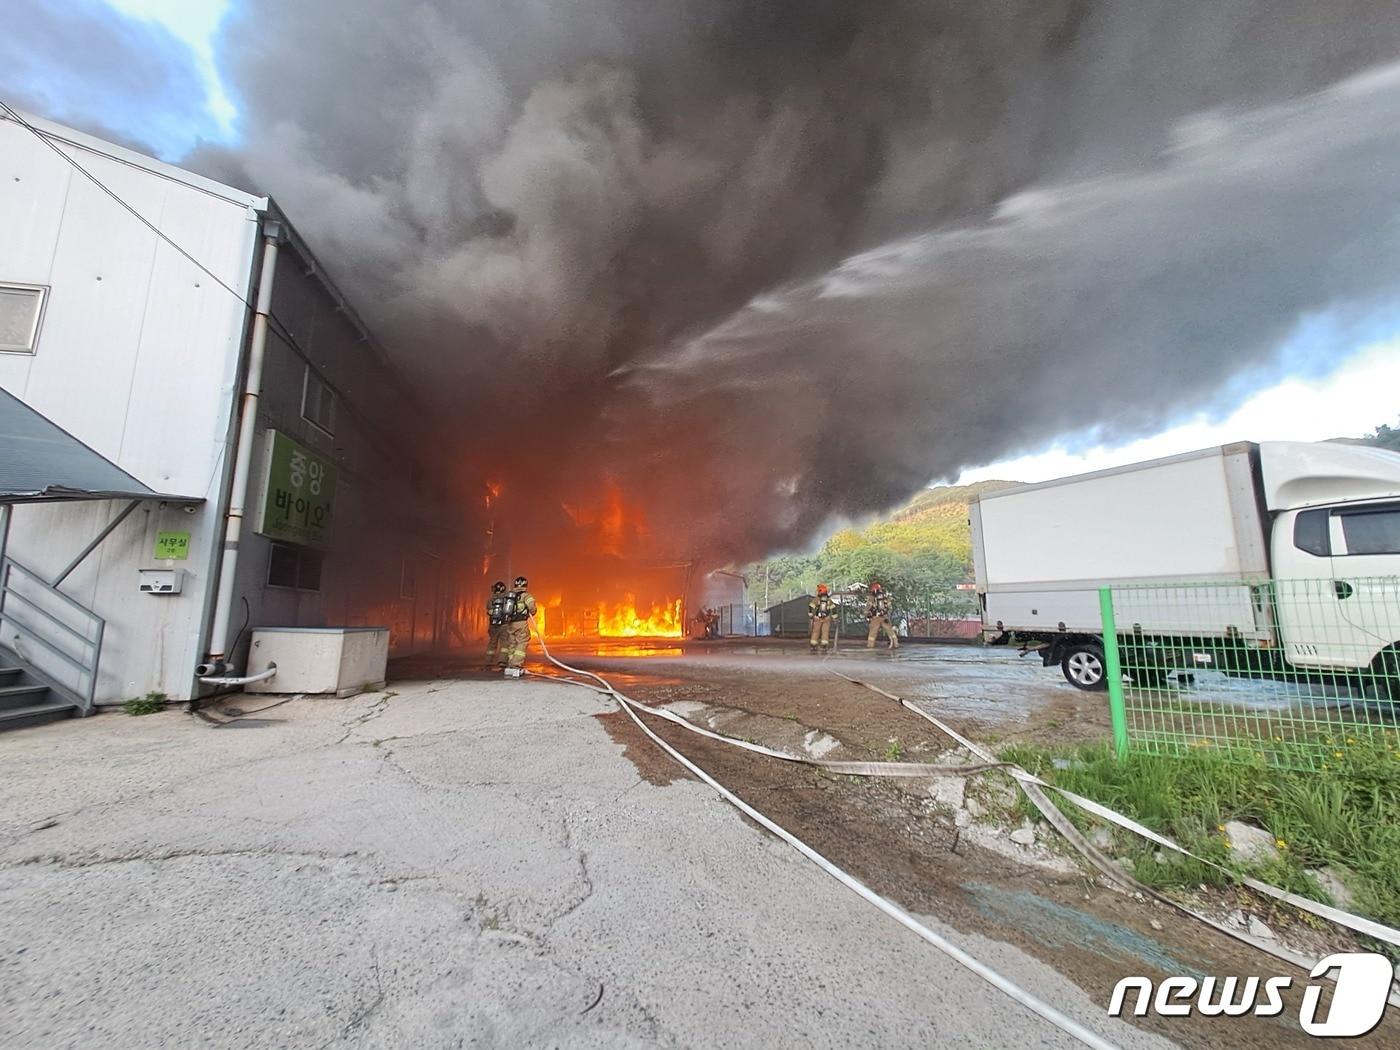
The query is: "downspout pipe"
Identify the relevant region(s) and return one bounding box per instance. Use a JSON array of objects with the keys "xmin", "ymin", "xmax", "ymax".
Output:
[{"xmin": 204, "ymin": 219, "xmax": 283, "ymax": 674}]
